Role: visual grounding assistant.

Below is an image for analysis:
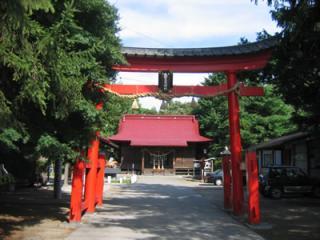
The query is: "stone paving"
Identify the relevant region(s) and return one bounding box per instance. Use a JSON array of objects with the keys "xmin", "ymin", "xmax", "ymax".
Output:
[{"xmin": 67, "ymin": 176, "xmax": 264, "ymax": 240}]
